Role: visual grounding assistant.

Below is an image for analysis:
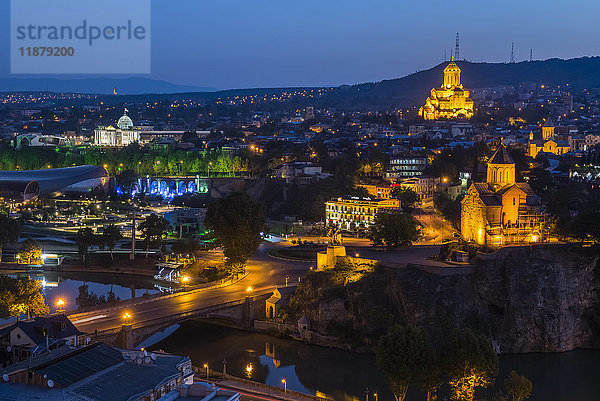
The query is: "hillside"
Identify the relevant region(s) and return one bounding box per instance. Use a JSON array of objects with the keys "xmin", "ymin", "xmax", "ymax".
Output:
[
  {"xmin": 3, "ymin": 57, "xmax": 600, "ymax": 109},
  {"xmin": 0, "ymin": 77, "xmax": 215, "ymax": 95},
  {"xmin": 315, "ymin": 56, "xmax": 600, "ymax": 109}
]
